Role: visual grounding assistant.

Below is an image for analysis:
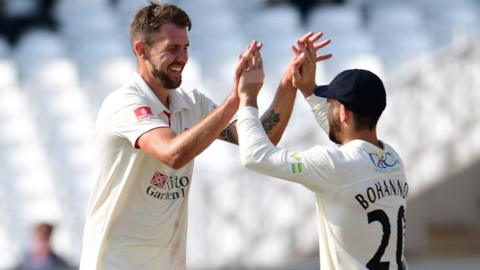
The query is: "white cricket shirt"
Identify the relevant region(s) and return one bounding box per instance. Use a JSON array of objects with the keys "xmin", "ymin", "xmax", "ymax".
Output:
[
  {"xmin": 237, "ymin": 96, "xmax": 408, "ymax": 270},
  {"xmin": 80, "ymin": 73, "xmax": 217, "ymax": 270}
]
